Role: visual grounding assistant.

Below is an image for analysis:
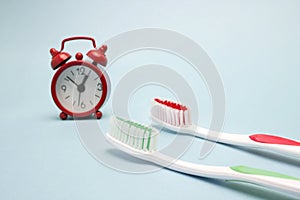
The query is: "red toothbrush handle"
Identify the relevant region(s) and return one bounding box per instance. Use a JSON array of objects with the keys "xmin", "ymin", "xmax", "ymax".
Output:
[{"xmin": 249, "ymin": 134, "xmax": 300, "ymax": 146}]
